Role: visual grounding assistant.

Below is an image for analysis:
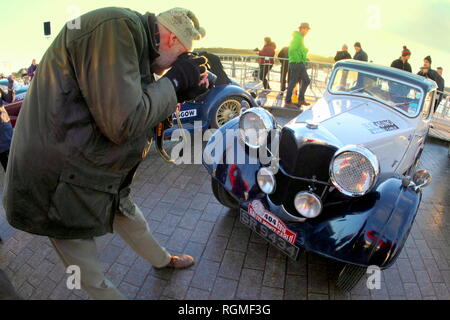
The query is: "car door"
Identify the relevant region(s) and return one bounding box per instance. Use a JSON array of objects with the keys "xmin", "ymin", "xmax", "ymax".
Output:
[{"xmin": 397, "ymin": 90, "xmax": 435, "ymax": 174}]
